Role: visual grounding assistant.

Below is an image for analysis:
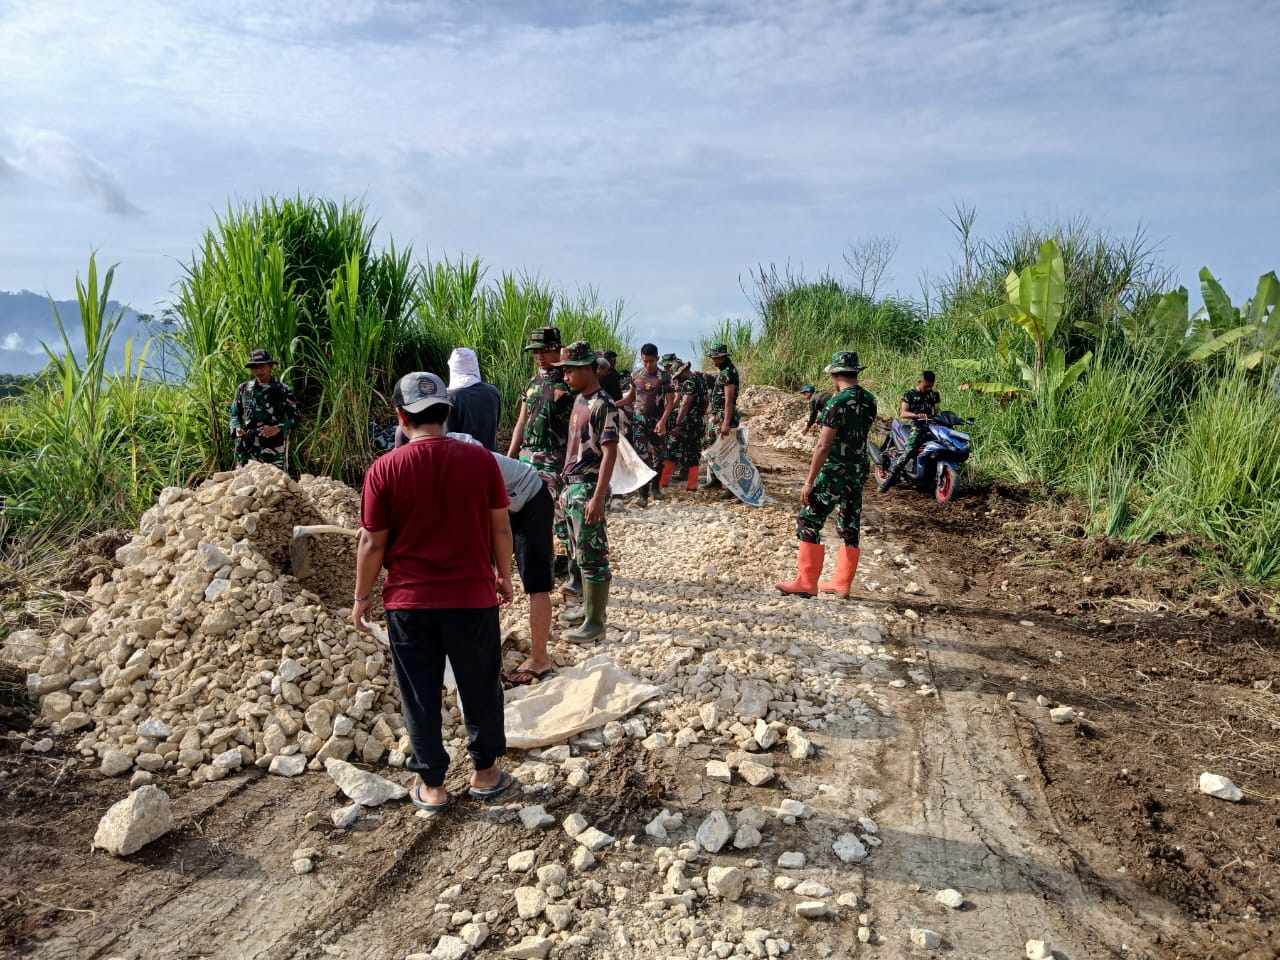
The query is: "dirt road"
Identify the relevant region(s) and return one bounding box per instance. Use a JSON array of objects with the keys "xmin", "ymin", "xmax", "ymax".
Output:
[{"xmin": 2, "ymin": 394, "xmax": 1277, "ymax": 960}]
